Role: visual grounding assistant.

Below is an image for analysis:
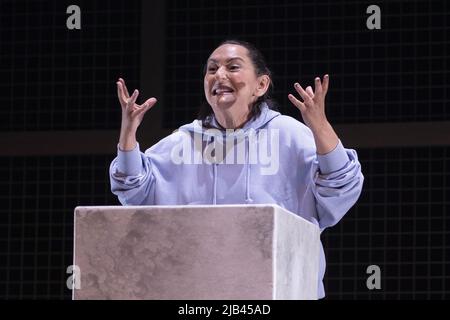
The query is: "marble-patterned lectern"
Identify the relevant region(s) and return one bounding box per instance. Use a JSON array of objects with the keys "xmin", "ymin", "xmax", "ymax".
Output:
[{"xmin": 73, "ymin": 204, "xmax": 320, "ymax": 300}]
